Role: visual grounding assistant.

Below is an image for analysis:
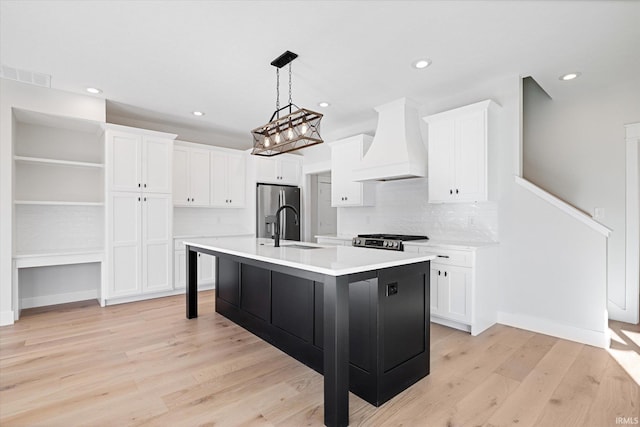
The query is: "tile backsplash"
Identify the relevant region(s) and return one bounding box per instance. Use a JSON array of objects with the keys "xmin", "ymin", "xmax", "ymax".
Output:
[
  {"xmin": 15, "ymin": 205, "xmax": 104, "ymax": 254},
  {"xmin": 173, "ymin": 207, "xmax": 253, "ymax": 237},
  {"xmin": 338, "ymin": 178, "xmax": 498, "ymax": 242}
]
